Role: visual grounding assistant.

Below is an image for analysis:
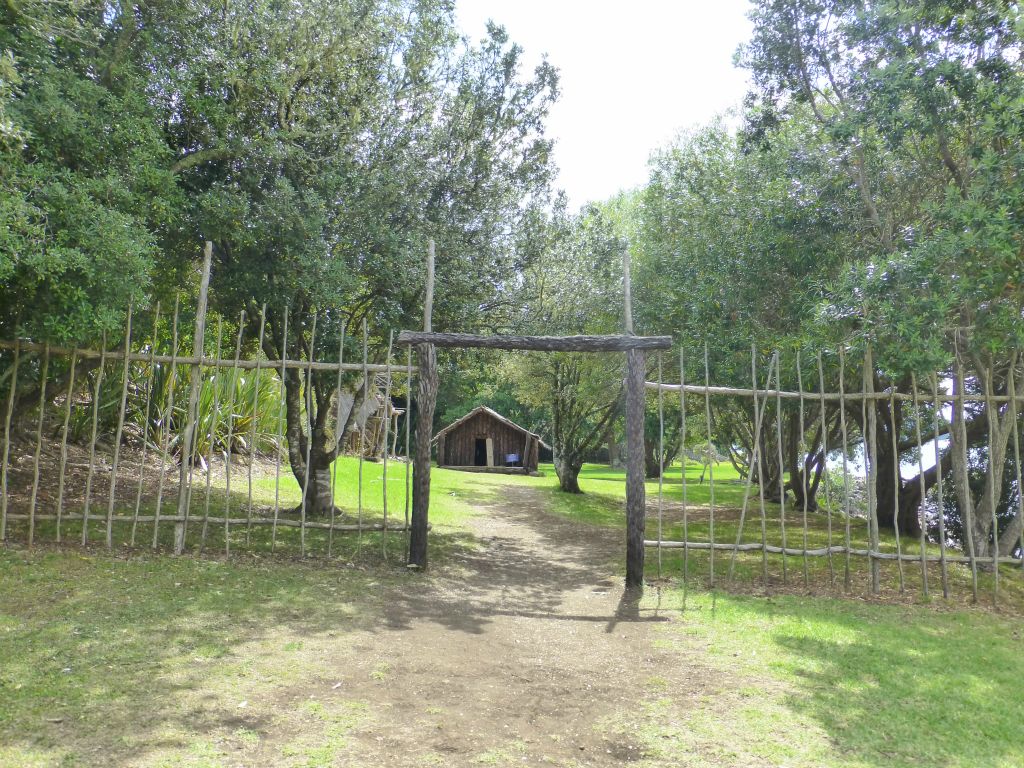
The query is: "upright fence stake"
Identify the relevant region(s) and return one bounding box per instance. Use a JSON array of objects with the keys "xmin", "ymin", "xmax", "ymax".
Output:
[
  {"xmin": 382, "ymin": 329, "xmax": 395, "ymax": 559},
  {"xmin": 57, "ymin": 348, "xmax": 77, "ymax": 543},
  {"xmin": 910, "ymin": 373, "xmax": 930, "ymax": 597},
  {"xmin": 409, "ymin": 238, "xmax": 437, "ymax": 569},
  {"xmin": 755, "ymin": 352, "xmax": 774, "ymax": 584},
  {"xmin": 953, "ymin": 354, "xmax": 979, "ymax": 601},
  {"xmin": 838, "ymin": 348, "xmax": 853, "ymax": 590},
  {"xmin": 775, "ymin": 348, "xmax": 788, "ymax": 584},
  {"xmin": 1009, "ymin": 367, "xmax": 1024, "ymax": 578},
  {"xmin": 703, "ymin": 342, "xmax": 716, "ymax": 587},
  {"xmin": 982, "ymin": 366, "xmax": 1001, "ymax": 605},
  {"xmin": 656, "ymin": 352, "xmax": 664, "ymax": 579},
  {"xmin": 221, "ymin": 312, "xmax": 246, "ymax": 556},
  {"xmin": 623, "ymin": 247, "xmax": 646, "ymax": 590},
  {"xmin": 328, "ymin": 326, "xmax": 345, "ymax": 558},
  {"xmin": 300, "ymin": 312, "xmax": 318, "ymax": 557},
  {"xmin": 679, "ymin": 348, "xmax": 689, "ymax": 589},
  {"xmin": 245, "ymin": 303, "xmax": 267, "ymax": 547},
  {"xmin": 863, "ymin": 345, "xmax": 881, "ymax": 595},
  {"xmin": 200, "ymin": 318, "xmax": 225, "ymax": 553},
  {"xmin": 175, "ymin": 243, "xmax": 213, "ymax": 554},
  {"xmin": 728, "ymin": 351, "xmax": 774, "ymax": 583},
  {"xmin": 82, "ymin": 332, "xmax": 108, "ymax": 545},
  {"xmin": 817, "ymin": 352, "xmax": 836, "ymax": 586},
  {"xmin": 106, "ymin": 308, "xmax": 133, "ymax": 548},
  {"xmin": 357, "ymin": 318, "xmax": 367, "ymax": 549},
  {"xmin": 796, "ymin": 350, "xmax": 810, "ymax": 587},
  {"xmin": 131, "ymin": 303, "xmax": 160, "ymax": 545},
  {"xmin": 271, "ymin": 308, "xmax": 288, "ymax": 553},
  {"xmin": 888, "ymin": 389, "xmax": 906, "ymax": 592},
  {"xmin": 405, "ymin": 343, "xmax": 412, "ymax": 532},
  {"xmin": 28, "ymin": 345, "xmax": 49, "ymax": 546},
  {"xmin": 0, "ymin": 339, "xmax": 18, "ymax": 541},
  {"xmin": 931, "ymin": 375, "xmax": 951, "ymax": 597},
  {"xmin": 153, "ymin": 298, "xmax": 181, "ymax": 549}
]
